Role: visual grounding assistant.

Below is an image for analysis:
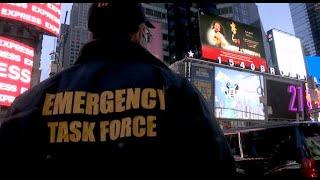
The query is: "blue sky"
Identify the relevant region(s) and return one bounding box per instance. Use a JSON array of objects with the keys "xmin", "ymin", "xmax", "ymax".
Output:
[
  {"xmin": 40, "ymin": 3, "xmax": 72, "ymax": 81},
  {"xmin": 40, "ymin": 3, "xmax": 296, "ymax": 81},
  {"xmin": 306, "ymin": 56, "xmax": 320, "ymax": 83}
]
